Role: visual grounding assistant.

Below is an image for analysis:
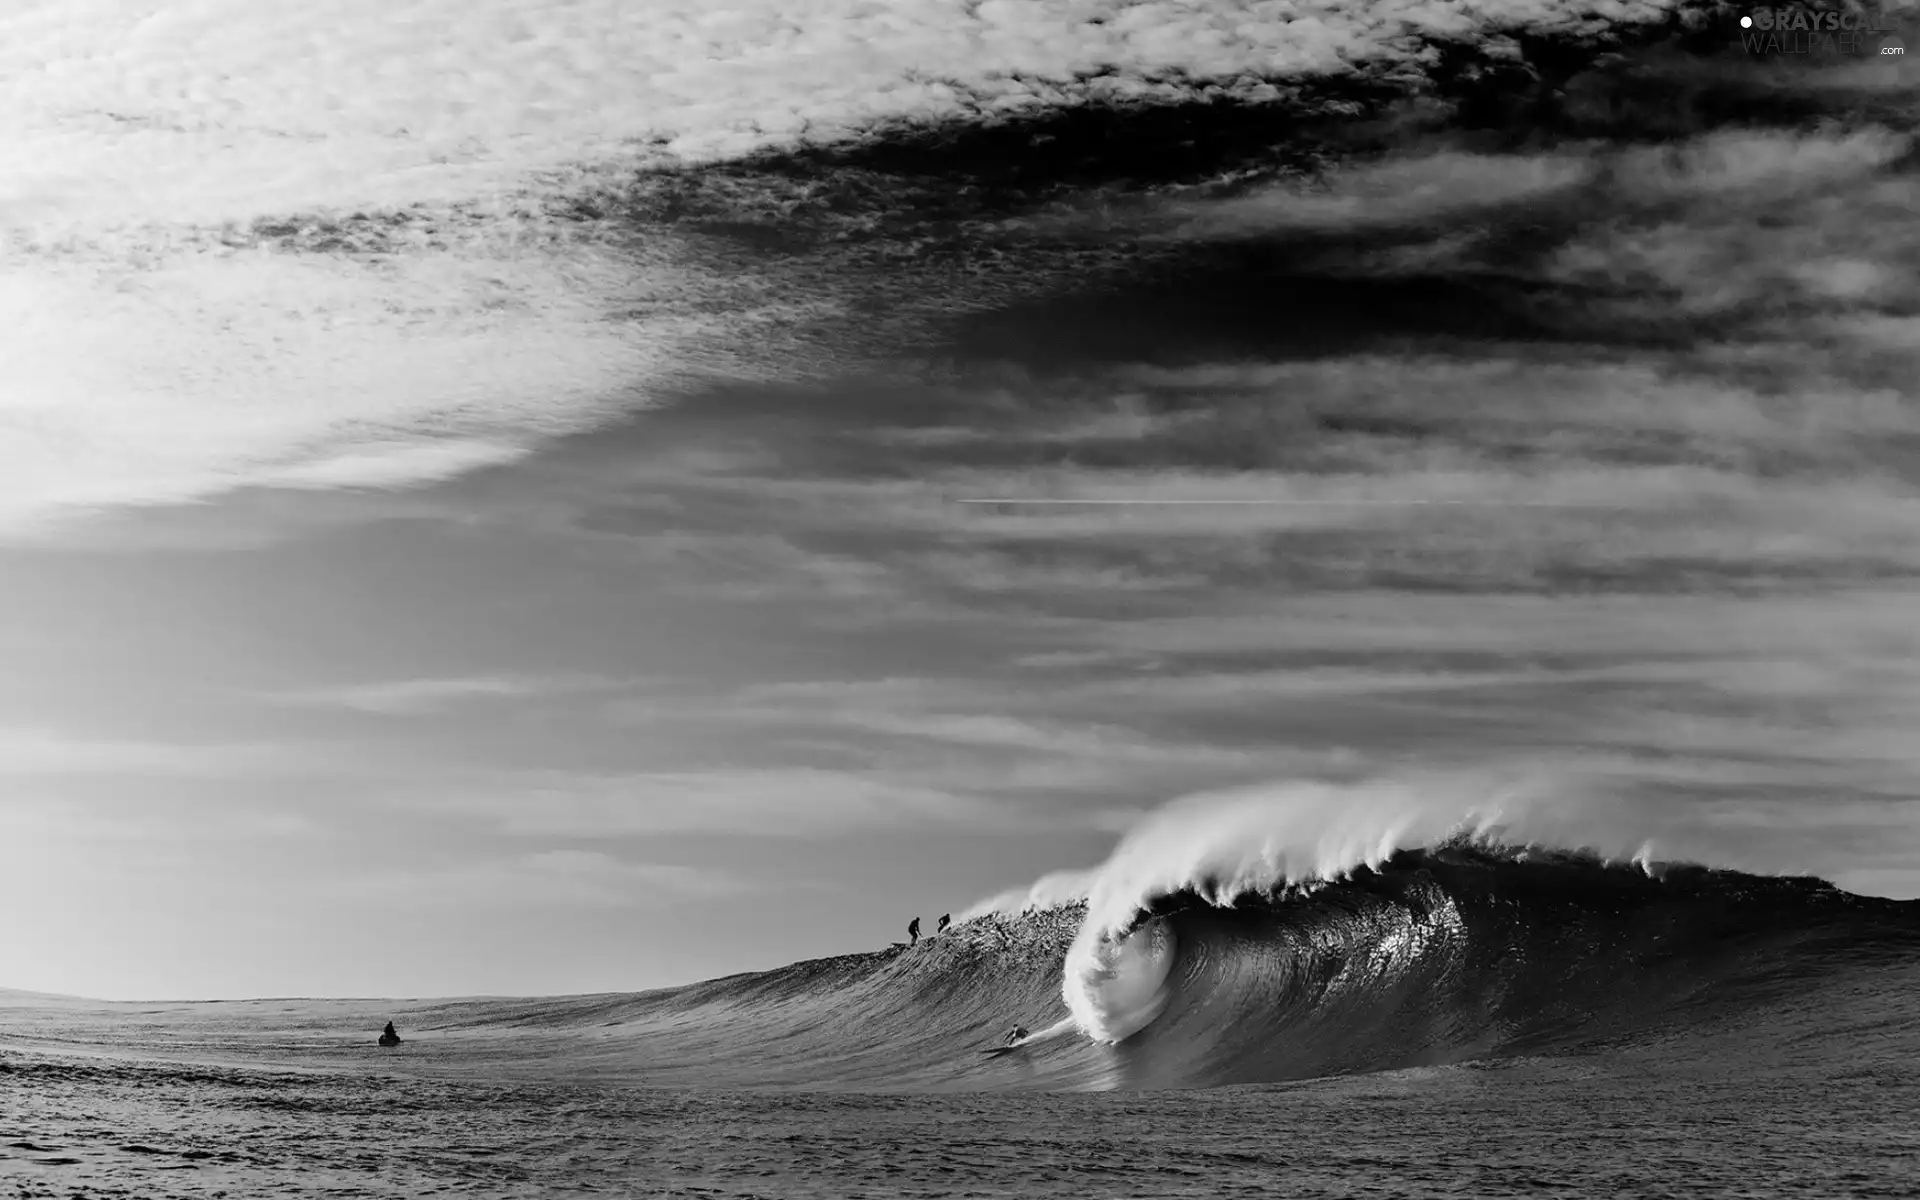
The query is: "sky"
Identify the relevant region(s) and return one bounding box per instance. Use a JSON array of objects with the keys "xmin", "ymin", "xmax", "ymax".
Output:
[{"xmin": 4, "ymin": 0, "xmax": 1920, "ymax": 1000}]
